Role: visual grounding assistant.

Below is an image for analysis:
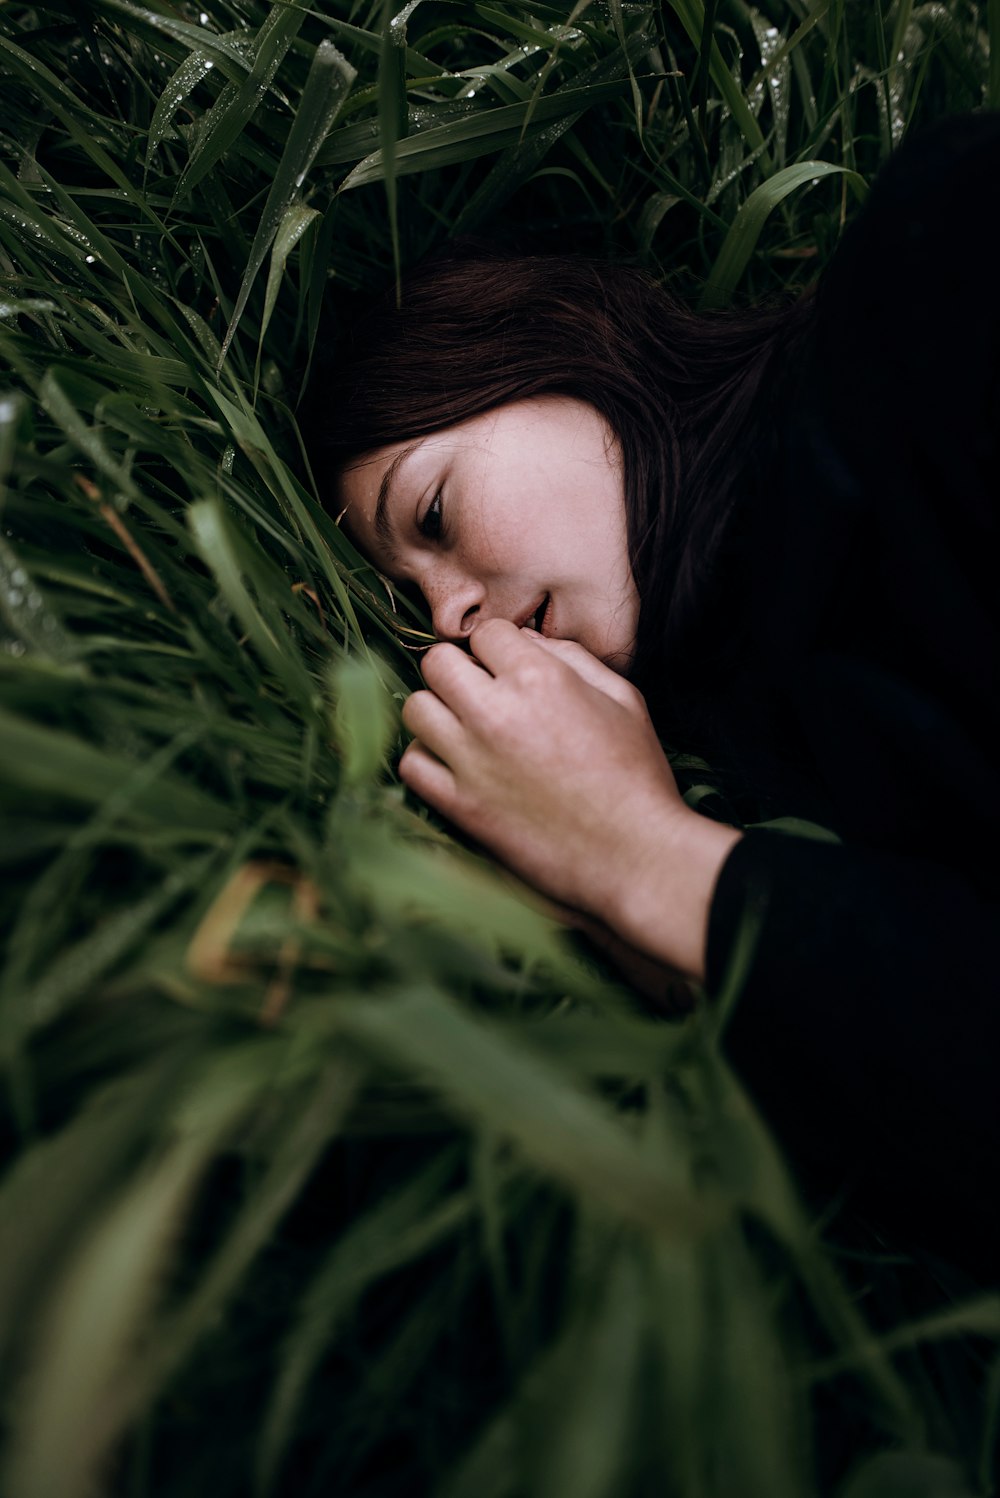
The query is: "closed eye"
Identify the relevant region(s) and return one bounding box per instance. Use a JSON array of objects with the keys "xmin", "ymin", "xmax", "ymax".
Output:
[{"xmin": 418, "ymin": 490, "xmax": 444, "ymax": 541}]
